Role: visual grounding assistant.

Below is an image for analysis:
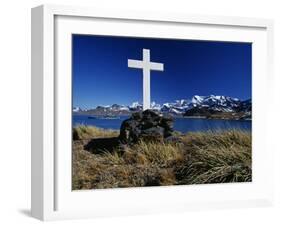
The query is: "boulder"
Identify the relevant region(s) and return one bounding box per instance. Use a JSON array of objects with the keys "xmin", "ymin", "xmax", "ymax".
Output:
[{"xmin": 119, "ymin": 110, "xmax": 174, "ymax": 144}]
